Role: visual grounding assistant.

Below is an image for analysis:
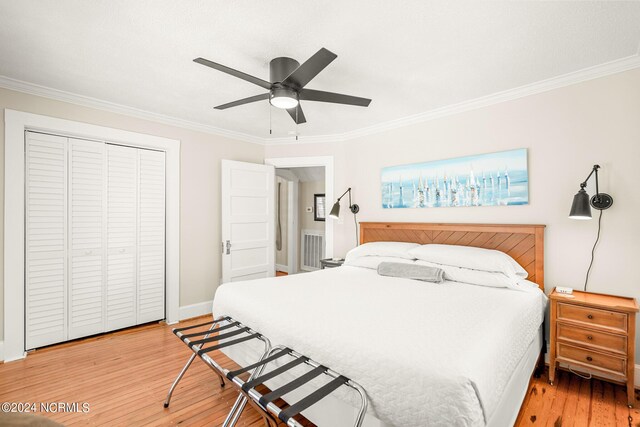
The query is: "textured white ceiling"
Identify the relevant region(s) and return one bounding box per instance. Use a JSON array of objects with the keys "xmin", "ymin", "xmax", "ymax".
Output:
[{"xmin": 1, "ymin": 1, "xmax": 639, "ymax": 141}]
